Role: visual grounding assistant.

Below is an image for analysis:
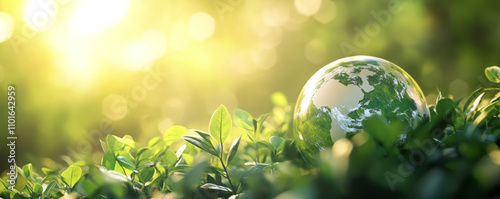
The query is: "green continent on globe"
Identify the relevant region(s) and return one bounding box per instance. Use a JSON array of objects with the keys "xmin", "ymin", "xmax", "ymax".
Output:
[{"xmin": 294, "ymin": 56, "xmax": 428, "ymax": 163}]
